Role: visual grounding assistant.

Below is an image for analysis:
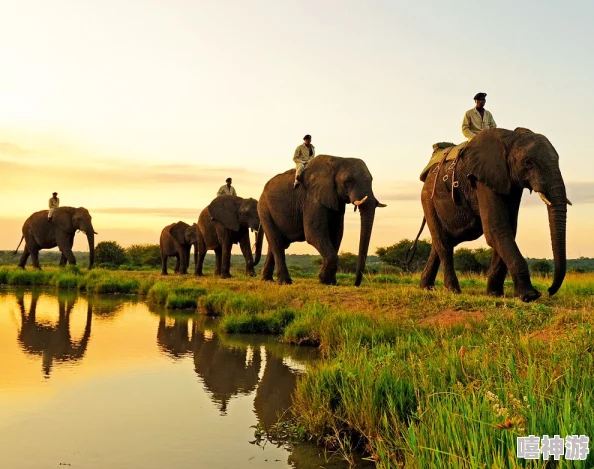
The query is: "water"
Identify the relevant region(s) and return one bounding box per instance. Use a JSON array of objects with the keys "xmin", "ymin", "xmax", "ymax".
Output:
[{"xmin": 0, "ymin": 289, "xmax": 368, "ymax": 469}]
